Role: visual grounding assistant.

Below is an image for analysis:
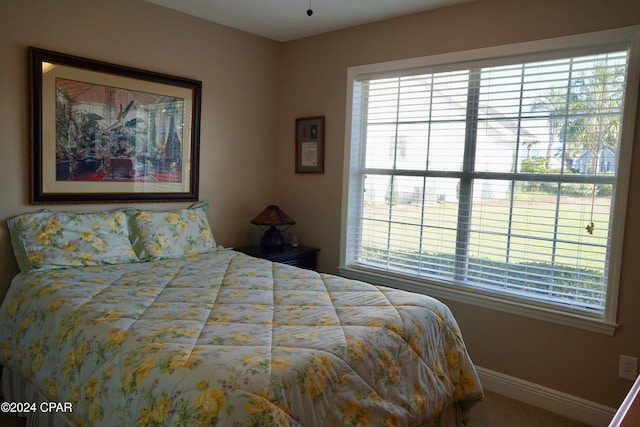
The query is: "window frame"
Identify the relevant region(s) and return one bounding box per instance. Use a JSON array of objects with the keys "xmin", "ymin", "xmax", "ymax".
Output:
[{"xmin": 339, "ymin": 26, "xmax": 640, "ymax": 335}]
